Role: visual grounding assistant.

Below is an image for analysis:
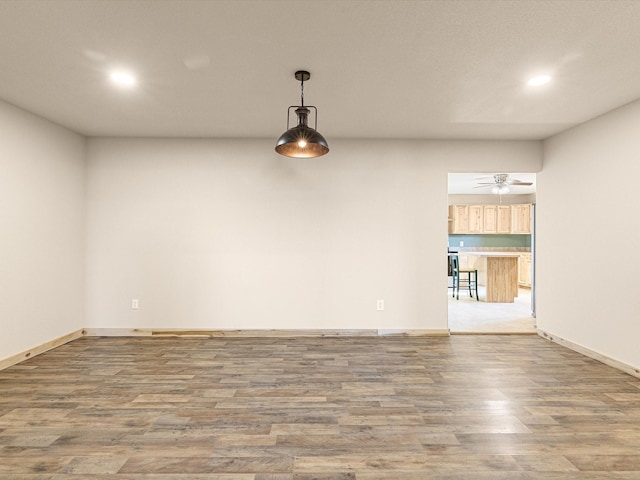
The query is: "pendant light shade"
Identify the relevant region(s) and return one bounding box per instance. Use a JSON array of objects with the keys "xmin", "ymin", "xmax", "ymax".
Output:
[{"xmin": 275, "ymin": 71, "xmax": 329, "ymax": 158}]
